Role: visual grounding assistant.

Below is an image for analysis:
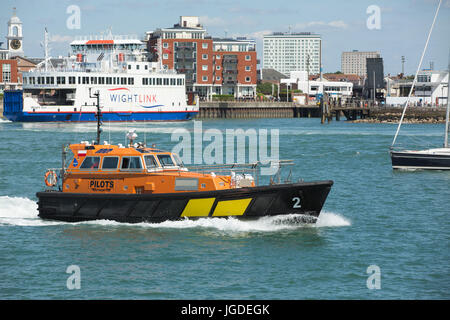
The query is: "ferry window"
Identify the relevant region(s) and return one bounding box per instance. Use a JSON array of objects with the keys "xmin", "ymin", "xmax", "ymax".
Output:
[
  {"xmin": 144, "ymin": 155, "xmax": 158, "ymax": 169},
  {"xmin": 121, "ymin": 78, "xmax": 126, "ymax": 85},
  {"xmin": 142, "ymin": 78, "xmax": 147, "ymax": 85},
  {"xmin": 102, "ymin": 157, "xmax": 119, "ymax": 170},
  {"xmin": 107, "ymin": 77, "xmax": 112, "ymax": 85},
  {"xmin": 145, "ymin": 65, "xmax": 148, "ymax": 70},
  {"xmin": 78, "ymin": 77, "xmax": 81, "ymax": 84},
  {"xmin": 128, "ymin": 78, "xmax": 134, "ymax": 85},
  {"xmin": 91, "ymin": 77, "xmax": 97, "ymax": 85},
  {"xmin": 69, "ymin": 77, "xmax": 75, "ymax": 84},
  {"xmin": 80, "ymin": 156, "xmax": 101, "ymax": 170},
  {"xmin": 157, "ymin": 154, "xmax": 175, "ymax": 167},
  {"xmin": 157, "ymin": 78, "xmax": 162, "ymax": 85},
  {"xmin": 128, "ymin": 65, "xmax": 131, "ymax": 70},
  {"xmin": 121, "ymin": 157, "xmax": 142, "ymax": 170},
  {"xmin": 136, "ymin": 65, "xmax": 140, "ymax": 70},
  {"xmin": 113, "ymin": 77, "xmax": 116, "ymax": 85},
  {"xmin": 170, "ymin": 78, "xmax": 175, "ymax": 85}
]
